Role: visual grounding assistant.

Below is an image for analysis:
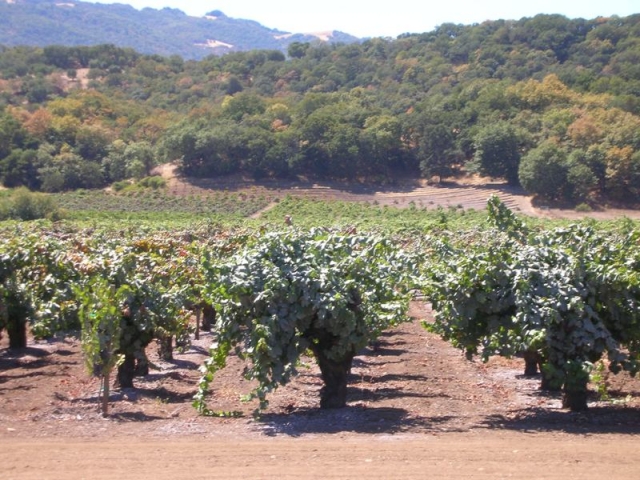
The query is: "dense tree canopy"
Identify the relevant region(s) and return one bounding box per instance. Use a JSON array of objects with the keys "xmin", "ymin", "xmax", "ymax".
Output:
[
  {"xmin": 1, "ymin": 14, "xmax": 640, "ymax": 203},
  {"xmin": 469, "ymin": 122, "xmax": 526, "ymax": 185}
]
